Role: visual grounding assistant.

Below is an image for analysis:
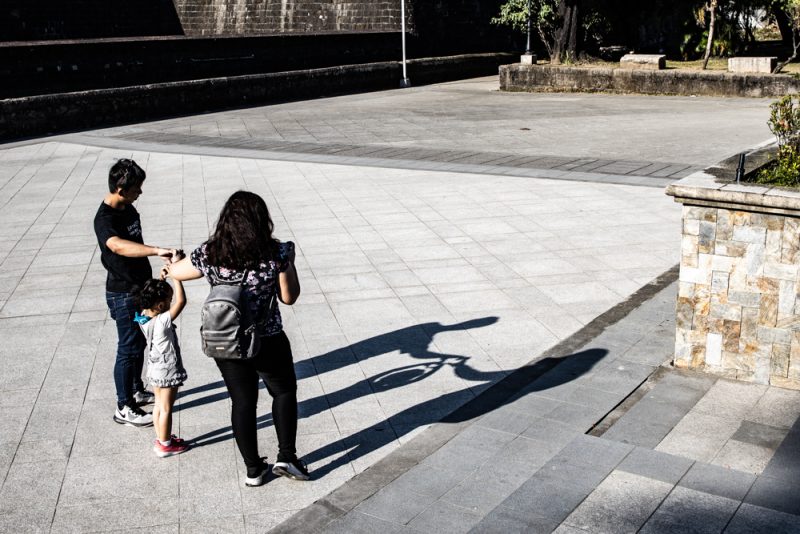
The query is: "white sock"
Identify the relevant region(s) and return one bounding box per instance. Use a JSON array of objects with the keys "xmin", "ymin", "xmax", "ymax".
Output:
[{"xmin": 159, "ymin": 439, "xmax": 172, "ymax": 446}]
